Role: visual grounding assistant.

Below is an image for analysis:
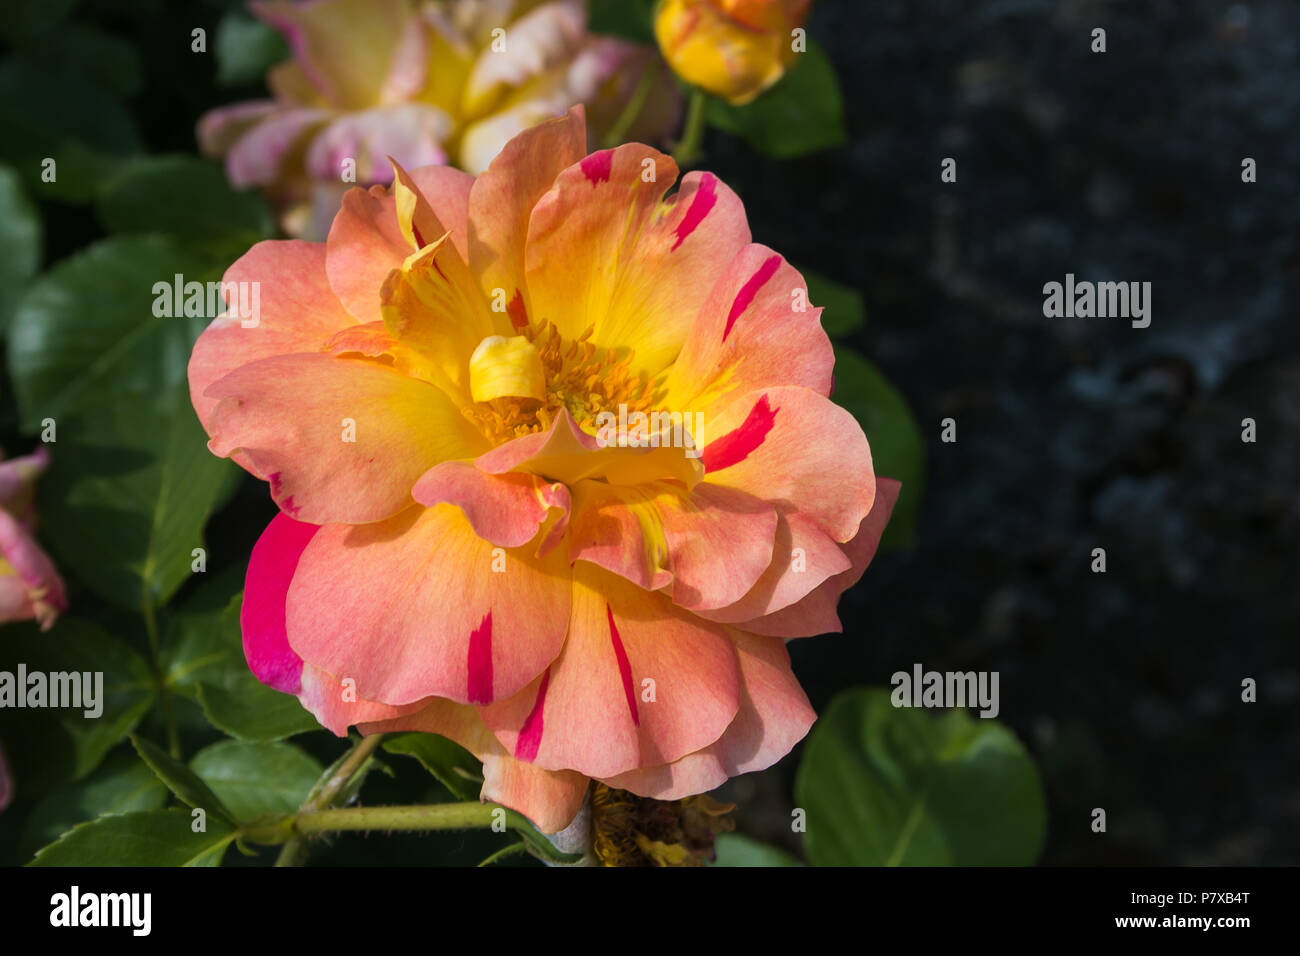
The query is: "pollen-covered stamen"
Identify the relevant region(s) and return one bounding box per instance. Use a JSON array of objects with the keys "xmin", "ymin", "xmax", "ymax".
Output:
[
  {"xmin": 590, "ymin": 783, "xmax": 736, "ymax": 867},
  {"xmin": 463, "ymin": 322, "xmax": 667, "ymax": 445}
]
